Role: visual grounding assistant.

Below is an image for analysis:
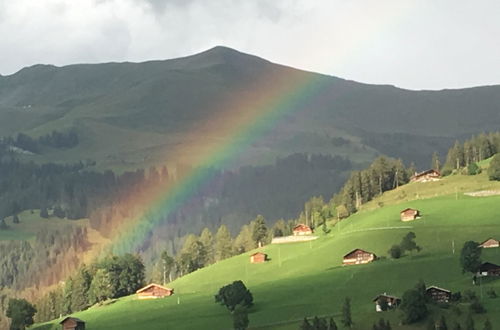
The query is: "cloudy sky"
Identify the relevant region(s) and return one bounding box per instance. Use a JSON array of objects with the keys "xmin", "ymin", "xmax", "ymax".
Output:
[{"xmin": 0, "ymin": 0, "xmax": 498, "ymax": 90}]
